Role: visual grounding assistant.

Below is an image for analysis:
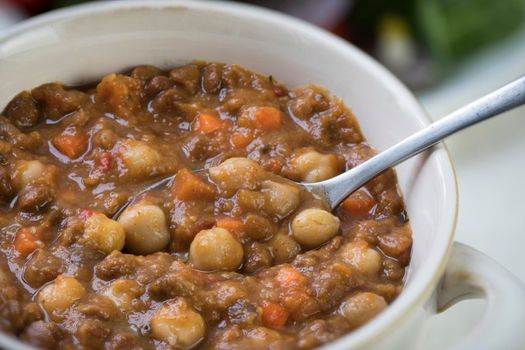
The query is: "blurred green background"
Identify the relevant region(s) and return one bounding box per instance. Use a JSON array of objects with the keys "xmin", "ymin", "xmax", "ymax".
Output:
[{"xmin": 1, "ymin": 0, "xmax": 524, "ymax": 91}]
